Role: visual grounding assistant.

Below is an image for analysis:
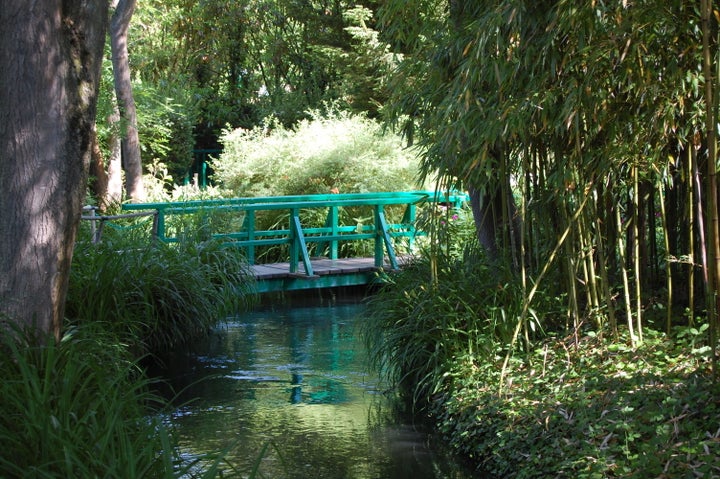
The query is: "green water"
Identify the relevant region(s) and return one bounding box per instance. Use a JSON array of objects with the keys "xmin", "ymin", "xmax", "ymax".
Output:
[{"xmin": 159, "ymin": 301, "xmax": 472, "ymax": 478}]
